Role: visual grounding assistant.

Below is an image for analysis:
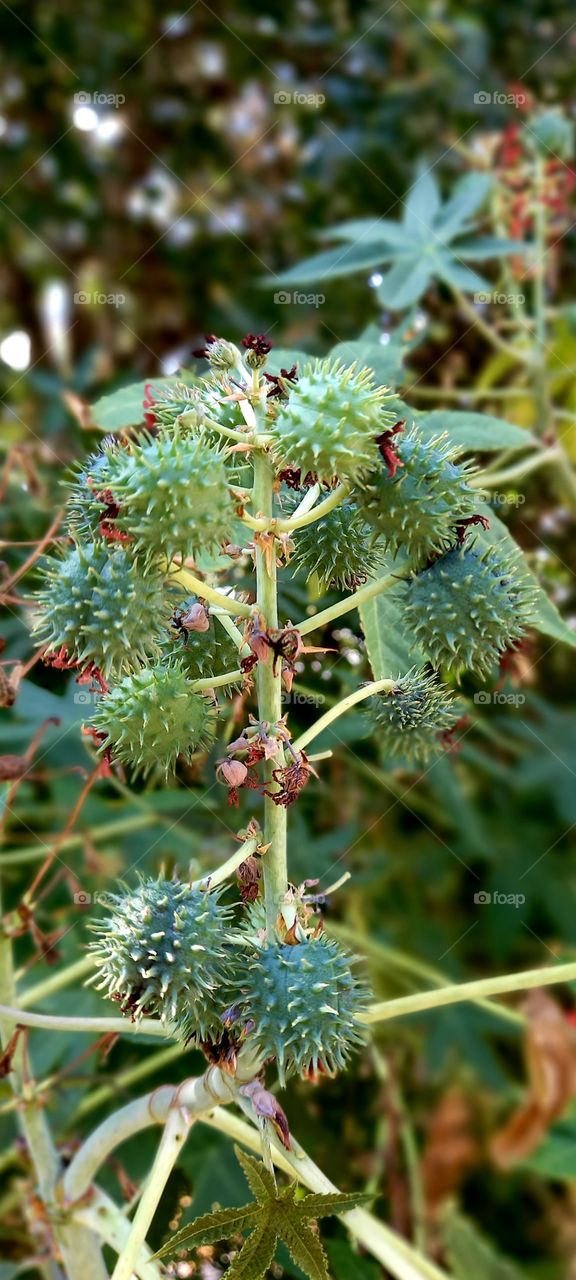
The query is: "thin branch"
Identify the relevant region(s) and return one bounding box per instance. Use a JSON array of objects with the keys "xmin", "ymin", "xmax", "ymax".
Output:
[
  {"xmin": 292, "ymin": 678, "xmax": 396, "ymax": 753},
  {"xmin": 168, "ymin": 564, "xmax": 252, "ymax": 617},
  {"xmin": 362, "ymin": 958, "xmax": 576, "ymax": 1024},
  {"xmin": 297, "ymin": 573, "xmax": 400, "ymax": 637}
]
